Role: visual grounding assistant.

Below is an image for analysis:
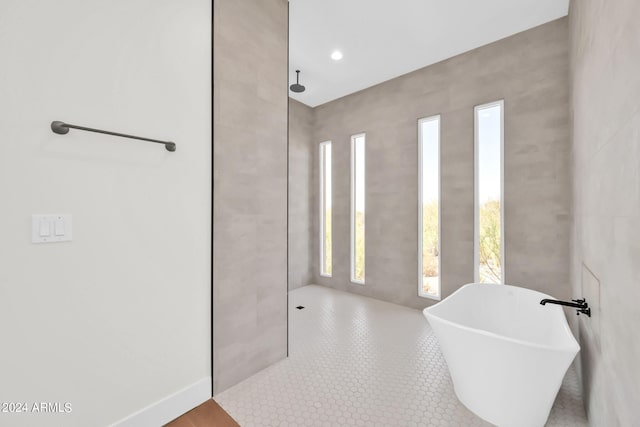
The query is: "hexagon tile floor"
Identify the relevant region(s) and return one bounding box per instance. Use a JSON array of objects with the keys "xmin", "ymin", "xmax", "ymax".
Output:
[{"xmin": 216, "ymin": 285, "xmax": 588, "ymax": 427}]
